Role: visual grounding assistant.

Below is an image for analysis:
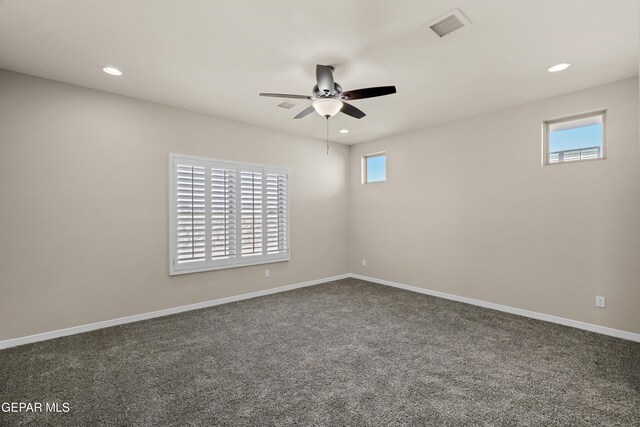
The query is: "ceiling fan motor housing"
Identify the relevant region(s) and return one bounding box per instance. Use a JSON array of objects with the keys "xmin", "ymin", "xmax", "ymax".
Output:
[{"xmin": 313, "ymin": 82, "xmax": 342, "ymax": 98}]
